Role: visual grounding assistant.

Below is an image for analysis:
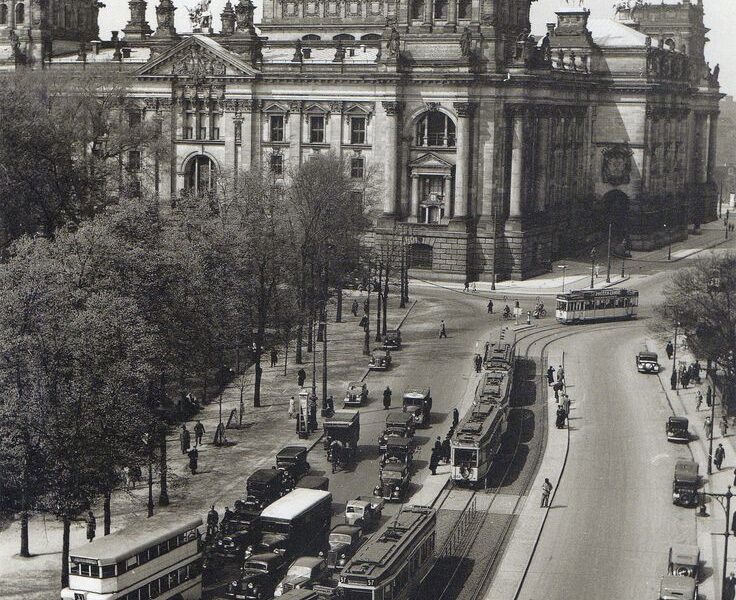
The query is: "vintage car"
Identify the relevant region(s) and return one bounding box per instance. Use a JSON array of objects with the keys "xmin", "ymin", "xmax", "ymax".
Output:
[
  {"xmin": 213, "ymin": 511, "xmax": 262, "ymax": 560},
  {"xmin": 382, "ymin": 329, "xmax": 402, "ymax": 350},
  {"xmin": 672, "ymin": 460, "xmax": 699, "ymax": 507},
  {"xmin": 658, "ymin": 575, "xmax": 697, "ymax": 600},
  {"xmin": 295, "ymin": 475, "xmax": 330, "ymax": 491},
  {"xmin": 323, "ymin": 410, "xmax": 360, "ymax": 467},
  {"xmin": 668, "ymin": 544, "xmax": 700, "ymax": 579},
  {"xmin": 276, "ymin": 446, "xmax": 311, "ymax": 483},
  {"xmin": 381, "ymin": 437, "xmax": 414, "ymax": 469},
  {"xmin": 226, "ymin": 552, "xmax": 288, "ymax": 600},
  {"xmin": 378, "ymin": 412, "xmax": 415, "ymax": 453},
  {"xmin": 345, "ymin": 496, "xmax": 384, "ymax": 528},
  {"xmin": 246, "ymin": 469, "xmax": 287, "ymax": 508},
  {"xmin": 344, "ymin": 381, "xmax": 369, "ymax": 407},
  {"xmin": 667, "ymin": 416, "xmax": 690, "ymax": 443},
  {"xmin": 274, "ymin": 556, "xmax": 330, "ymax": 597},
  {"xmin": 636, "ymin": 349, "xmax": 660, "ymax": 373},
  {"xmin": 374, "ymin": 459, "xmax": 410, "ymax": 502},
  {"xmin": 402, "ymin": 388, "xmax": 433, "ymax": 428},
  {"xmin": 322, "ymin": 524, "xmax": 364, "ymax": 571},
  {"xmin": 368, "ymin": 349, "xmax": 392, "ymax": 371}
]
